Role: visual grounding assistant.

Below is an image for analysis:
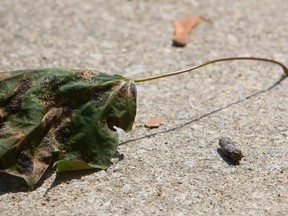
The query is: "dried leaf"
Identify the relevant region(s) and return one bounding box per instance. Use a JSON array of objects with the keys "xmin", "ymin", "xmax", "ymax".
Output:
[
  {"xmin": 145, "ymin": 117, "xmax": 161, "ymax": 129},
  {"xmin": 0, "ymin": 68, "xmax": 137, "ymax": 188},
  {"xmin": 219, "ymin": 137, "xmax": 243, "ymax": 162},
  {"xmin": 173, "ymin": 16, "xmax": 201, "ymax": 47}
]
